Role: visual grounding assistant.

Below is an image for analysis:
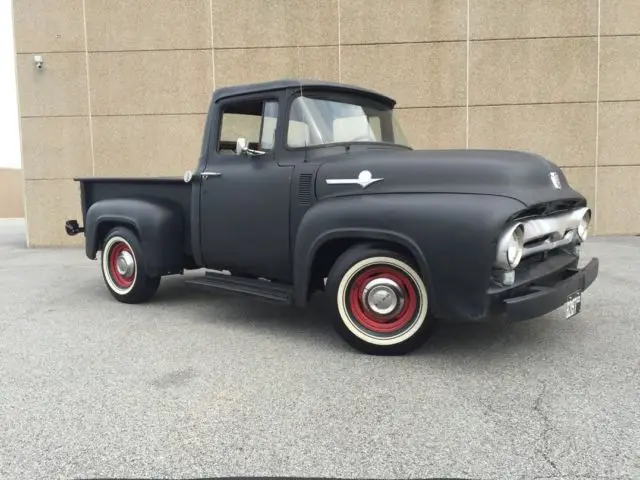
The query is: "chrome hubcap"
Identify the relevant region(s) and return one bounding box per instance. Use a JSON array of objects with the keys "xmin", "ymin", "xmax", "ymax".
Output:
[
  {"xmin": 362, "ymin": 278, "xmax": 404, "ymax": 316},
  {"xmin": 116, "ymin": 251, "xmax": 135, "ymax": 278}
]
